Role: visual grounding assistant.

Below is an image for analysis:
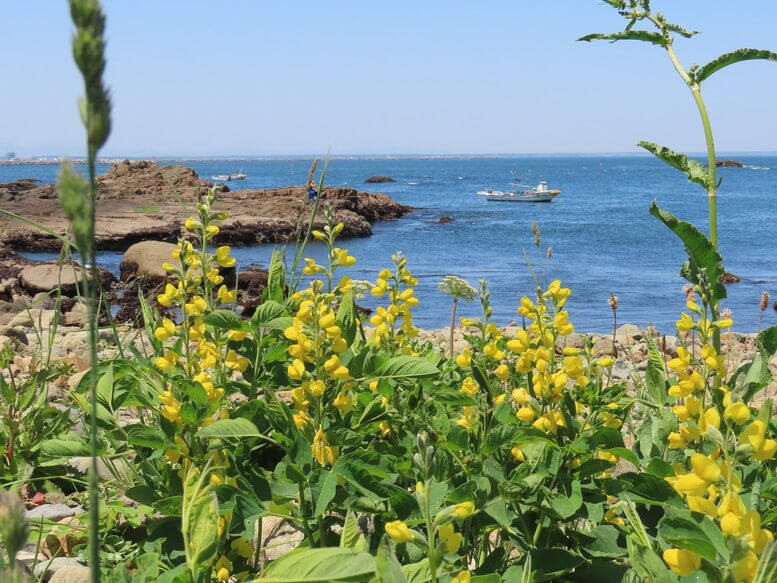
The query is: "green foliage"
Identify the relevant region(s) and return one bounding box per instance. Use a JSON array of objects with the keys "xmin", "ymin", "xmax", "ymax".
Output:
[{"xmin": 693, "ymin": 48, "xmax": 777, "ymax": 84}]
